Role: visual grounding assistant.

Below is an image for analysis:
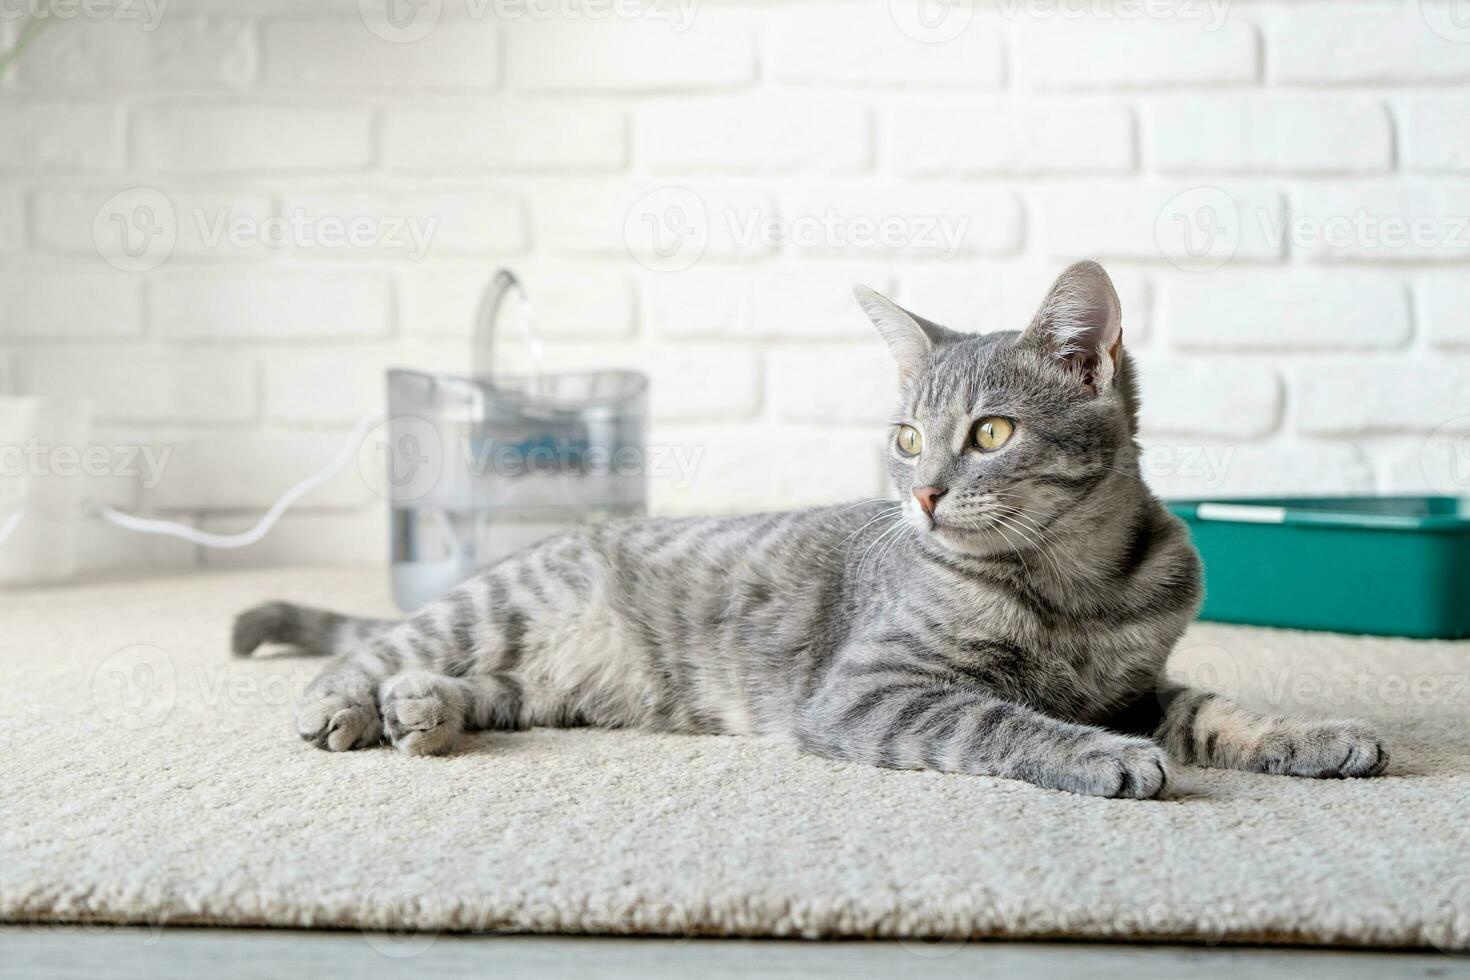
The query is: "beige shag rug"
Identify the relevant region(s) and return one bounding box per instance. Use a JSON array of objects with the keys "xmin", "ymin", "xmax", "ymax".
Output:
[{"xmin": 3, "ymin": 567, "xmax": 1469, "ymax": 951}]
